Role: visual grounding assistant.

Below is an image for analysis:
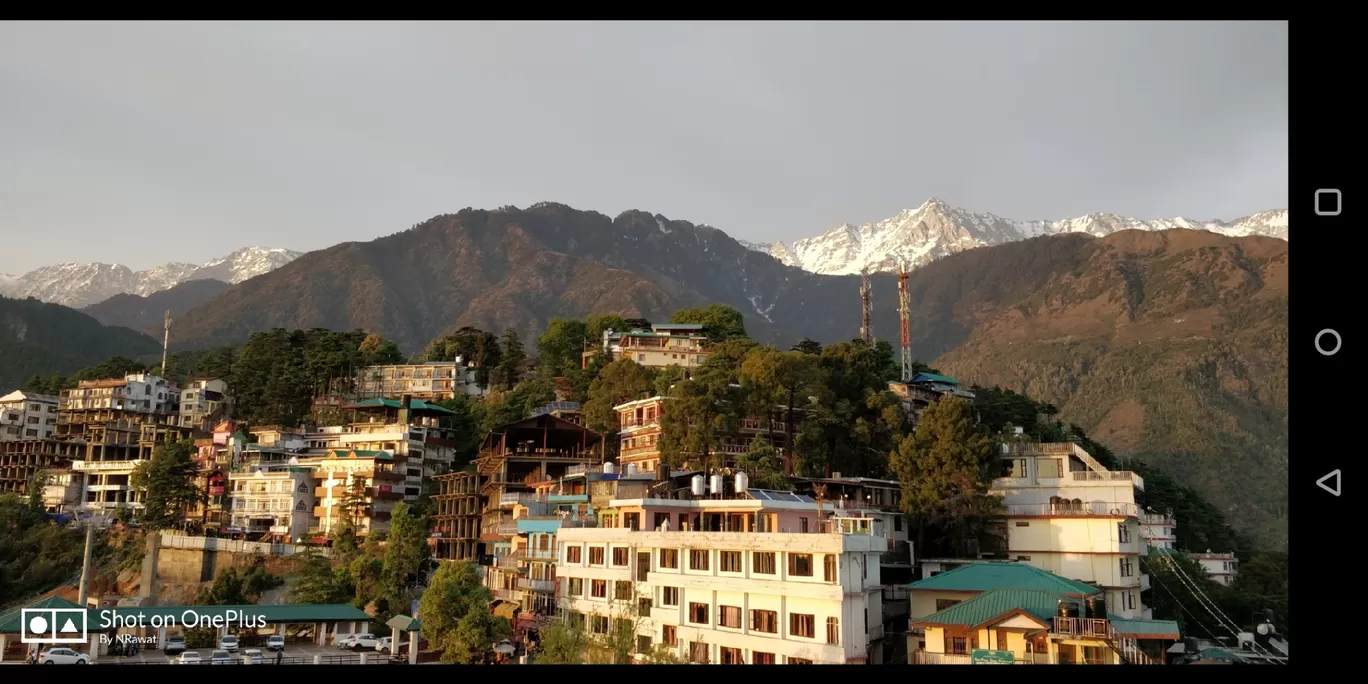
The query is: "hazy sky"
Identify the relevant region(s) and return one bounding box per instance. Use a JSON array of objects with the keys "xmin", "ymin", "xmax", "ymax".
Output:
[{"xmin": 0, "ymin": 21, "xmax": 1288, "ymax": 273}]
